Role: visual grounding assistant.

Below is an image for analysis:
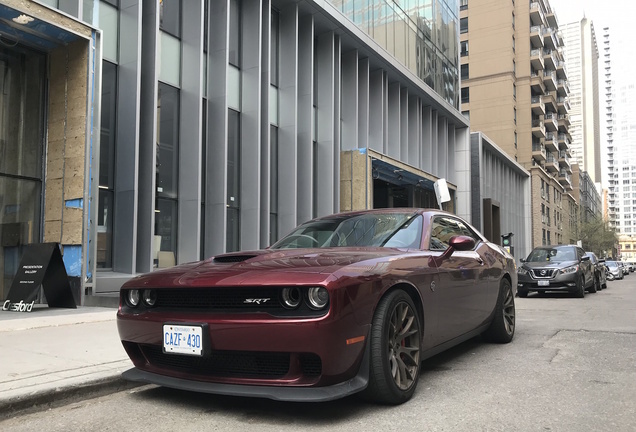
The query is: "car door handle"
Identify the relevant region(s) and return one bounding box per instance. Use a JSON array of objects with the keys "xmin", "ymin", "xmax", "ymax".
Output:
[{"xmin": 476, "ymin": 258, "xmax": 484, "ymax": 265}]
